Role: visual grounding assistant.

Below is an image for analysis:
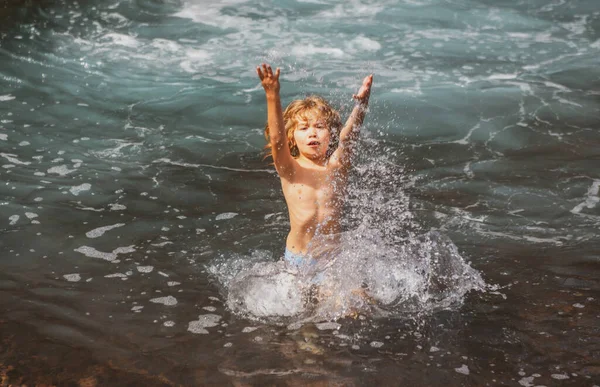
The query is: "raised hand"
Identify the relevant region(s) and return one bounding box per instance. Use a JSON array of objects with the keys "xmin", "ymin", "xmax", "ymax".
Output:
[
  {"xmin": 353, "ymin": 74, "xmax": 373, "ymax": 105},
  {"xmin": 332, "ymin": 73, "xmax": 374, "ymax": 166},
  {"xmin": 257, "ymin": 63, "xmax": 281, "ymax": 95}
]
